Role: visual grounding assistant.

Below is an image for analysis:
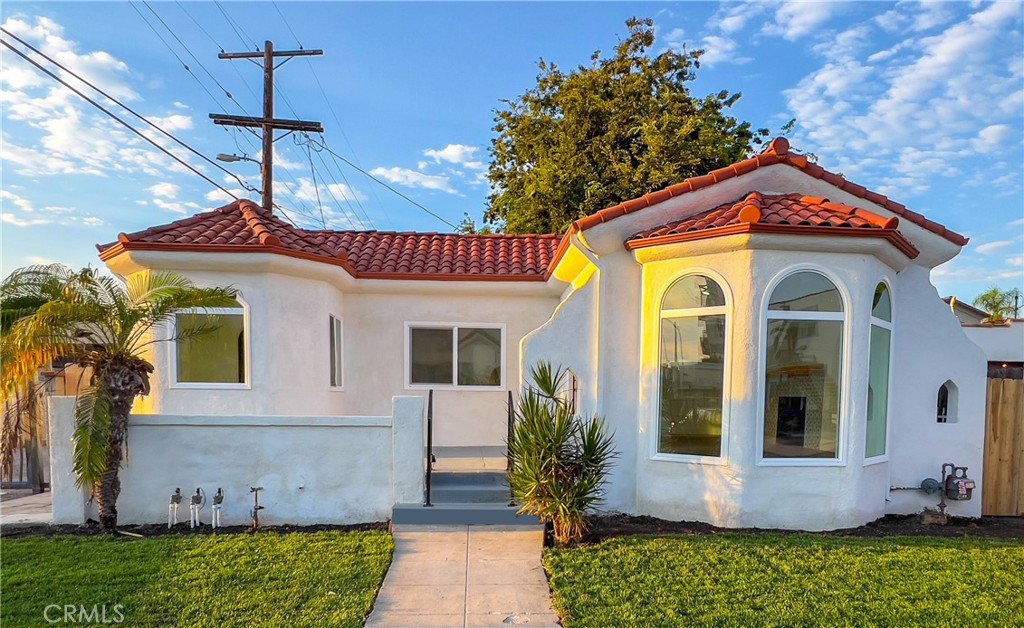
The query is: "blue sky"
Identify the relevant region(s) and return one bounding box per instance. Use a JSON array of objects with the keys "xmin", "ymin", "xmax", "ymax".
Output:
[{"xmin": 1, "ymin": 1, "xmax": 1021, "ymax": 302}]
